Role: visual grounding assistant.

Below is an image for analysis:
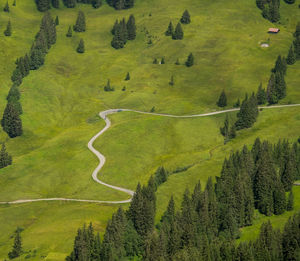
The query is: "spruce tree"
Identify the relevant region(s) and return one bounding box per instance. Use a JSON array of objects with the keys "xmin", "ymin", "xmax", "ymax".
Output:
[
  {"xmin": 286, "ymin": 190, "xmax": 294, "ymax": 211},
  {"xmin": 294, "ymin": 21, "xmax": 300, "ymax": 38},
  {"xmin": 287, "ymin": 45, "xmax": 296, "ymax": 65},
  {"xmin": 63, "ymin": 0, "xmax": 76, "ymax": 8},
  {"xmin": 8, "ymin": 230, "xmax": 22, "ymax": 259},
  {"xmin": 180, "ymin": 10, "xmax": 191, "ymax": 24},
  {"xmin": 11, "ymin": 69, "xmax": 22, "ymax": 86},
  {"xmin": 125, "ymin": 72, "xmax": 130, "ymax": 81},
  {"xmin": 175, "ymin": 58, "xmax": 180, "ymax": 65},
  {"xmin": 0, "ymin": 143, "xmax": 12, "ymax": 169},
  {"xmin": 126, "ymin": 15, "xmax": 136, "ymax": 40},
  {"xmin": 217, "ymin": 90, "xmax": 227, "ymax": 107},
  {"xmin": 36, "ymin": 0, "xmax": 50, "ymax": 12},
  {"xmin": 161, "ymin": 57, "xmax": 165, "ymax": 64},
  {"xmin": 4, "ymin": 20, "xmax": 12, "ymax": 37},
  {"xmin": 92, "ymin": 0, "xmax": 102, "ymax": 8},
  {"xmin": 3, "ymin": 1, "xmax": 9, "ymax": 12},
  {"xmin": 73, "ymin": 11, "xmax": 86, "ymax": 32},
  {"xmin": 66, "ymin": 26, "xmax": 72, "ymax": 37},
  {"xmin": 165, "ymin": 22, "xmax": 174, "ymax": 36},
  {"xmin": 76, "ymin": 39, "xmax": 85, "ymax": 53},
  {"xmin": 172, "ymin": 23, "xmax": 183, "ymax": 40},
  {"xmin": 1, "ymin": 103, "xmax": 23, "ymax": 138},
  {"xmin": 185, "ymin": 53, "xmax": 194, "ymax": 67},
  {"xmin": 55, "ymin": 16, "xmax": 59, "ymax": 26},
  {"xmin": 13, "ymin": 0, "xmax": 16, "ymax": 6},
  {"xmin": 256, "ymin": 83, "xmax": 267, "ymax": 105},
  {"xmin": 111, "ymin": 24, "xmax": 124, "ymax": 49},
  {"xmin": 52, "ymin": 0, "xmax": 59, "ymax": 8},
  {"xmin": 256, "ymin": 0, "xmax": 264, "ymax": 9},
  {"xmin": 169, "ymin": 75, "xmax": 174, "ymax": 86},
  {"xmin": 153, "ymin": 58, "xmax": 158, "ymax": 64},
  {"xmin": 267, "ymin": 73, "xmax": 278, "ymax": 104},
  {"xmin": 294, "ymin": 36, "xmax": 300, "ymax": 59}
]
